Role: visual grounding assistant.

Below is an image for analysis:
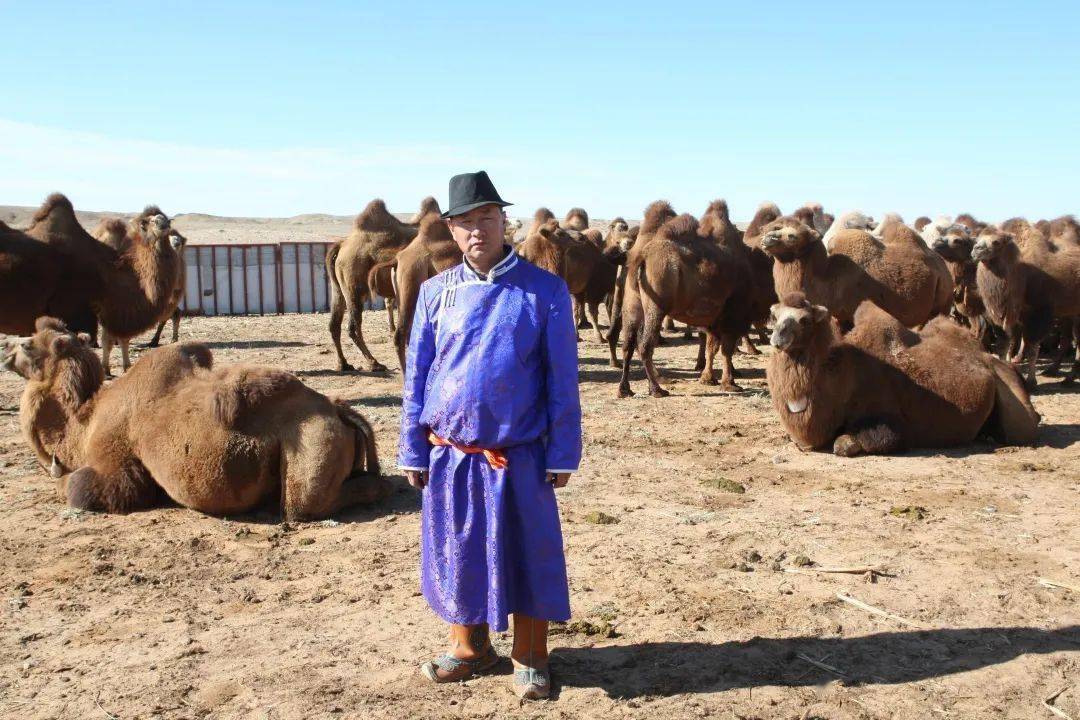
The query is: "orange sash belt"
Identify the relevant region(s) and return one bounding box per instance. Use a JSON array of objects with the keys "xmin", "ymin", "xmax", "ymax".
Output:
[{"xmin": 428, "ymin": 431, "xmax": 509, "ymax": 470}]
